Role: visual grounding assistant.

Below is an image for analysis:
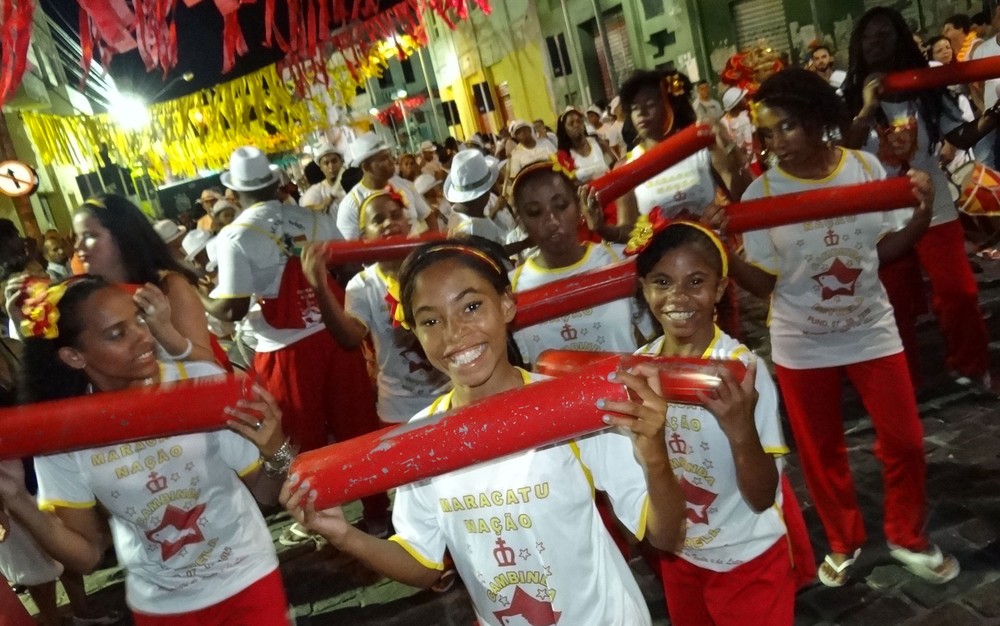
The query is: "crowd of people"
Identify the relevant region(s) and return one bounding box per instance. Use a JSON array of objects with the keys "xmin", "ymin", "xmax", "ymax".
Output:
[{"xmin": 1, "ymin": 4, "xmax": 999, "ymax": 625}]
